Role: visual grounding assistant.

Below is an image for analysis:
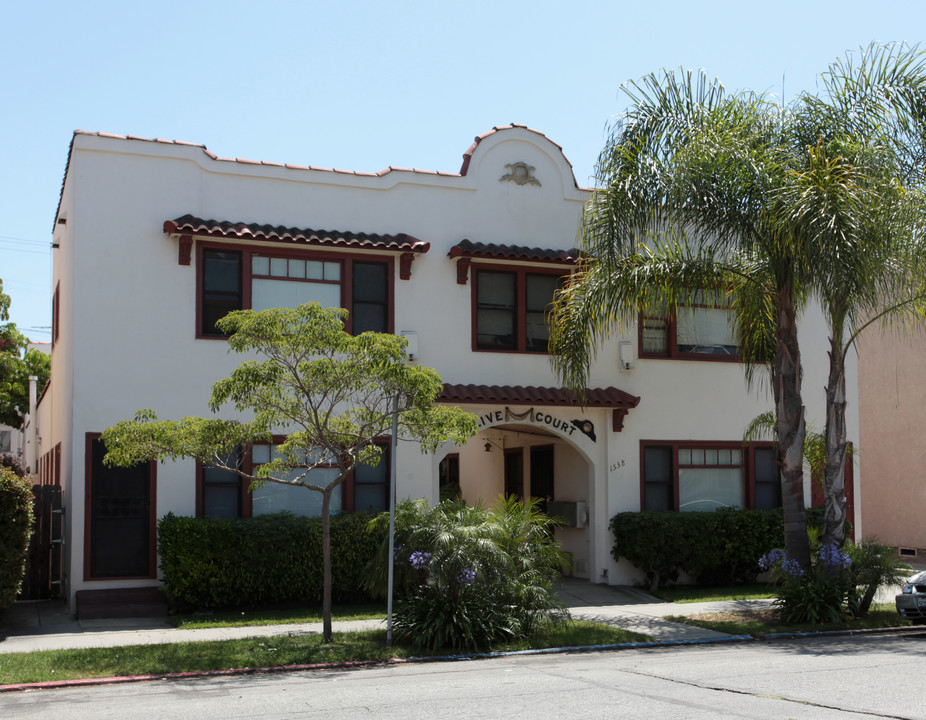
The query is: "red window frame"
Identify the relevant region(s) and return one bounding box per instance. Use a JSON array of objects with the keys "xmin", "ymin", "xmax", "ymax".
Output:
[
  {"xmin": 51, "ymin": 282, "xmax": 60, "ymax": 347},
  {"xmin": 638, "ymin": 297, "xmax": 740, "ymax": 363},
  {"xmin": 470, "ymin": 264, "xmax": 566, "ymax": 354},
  {"xmin": 195, "ymin": 439, "xmax": 391, "ymax": 518},
  {"xmin": 196, "ymin": 241, "xmax": 395, "ymax": 339},
  {"xmin": 639, "ymin": 440, "xmax": 779, "ymax": 511}
]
